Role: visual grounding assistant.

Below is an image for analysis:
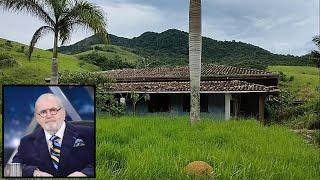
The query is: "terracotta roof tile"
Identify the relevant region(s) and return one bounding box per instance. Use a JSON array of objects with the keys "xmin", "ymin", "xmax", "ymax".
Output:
[
  {"xmin": 108, "ymin": 80, "xmax": 279, "ymax": 93},
  {"xmin": 103, "ymin": 64, "xmax": 278, "ymax": 81}
]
